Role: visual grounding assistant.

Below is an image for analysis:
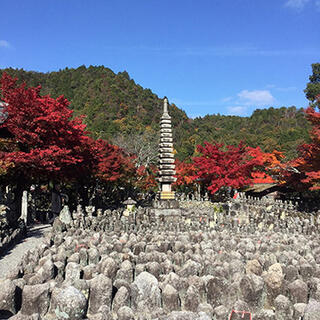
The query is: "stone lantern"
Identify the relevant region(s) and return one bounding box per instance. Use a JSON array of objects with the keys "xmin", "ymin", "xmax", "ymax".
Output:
[{"xmin": 123, "ymin": 197, "xmax": 137, "ymax": 217}]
